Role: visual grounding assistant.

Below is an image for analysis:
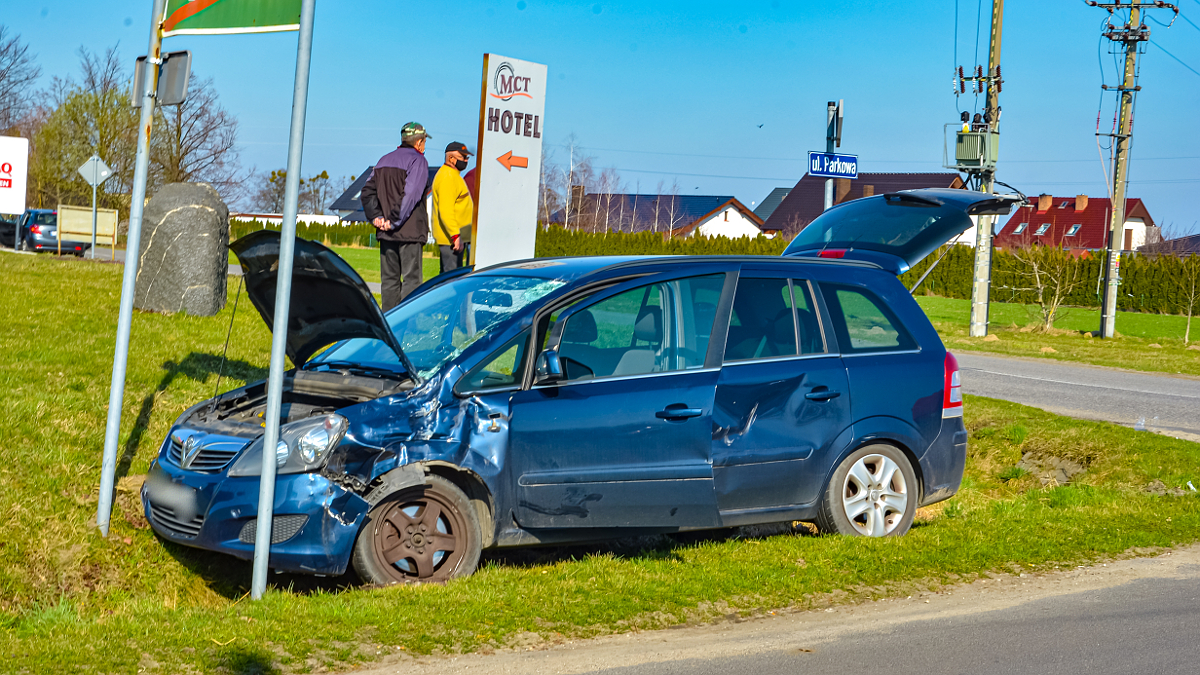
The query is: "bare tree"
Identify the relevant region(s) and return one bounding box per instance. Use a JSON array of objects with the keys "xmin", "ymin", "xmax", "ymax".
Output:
[
  {"xmin": 1002, "ymin": 238, "xmax": 1087, "ymax": 330},
  {"xmin": 250, "ymin": 169, "xmax": 288, "ymax": 213},
  {"xmin": 29, "ymin": 47, "xmax": 138, "ymax": 212},
  {"xmin": 152, "ymin": 73, "xmax": 243, "ymax": 201},
  {"xmin": 0, "ymin": 25, "xmax": 42, "ymax": 133},
  {"xmin": 537, "ymin": 147, "xmax": 562, "ymax": 226},
  {"xmin": 1147, "ymin": 226, "xmax": 1200, "ymax": 344},
  {"xmin": 663, "ymin": 179, "xmax": 685, "ymax": 238}
]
